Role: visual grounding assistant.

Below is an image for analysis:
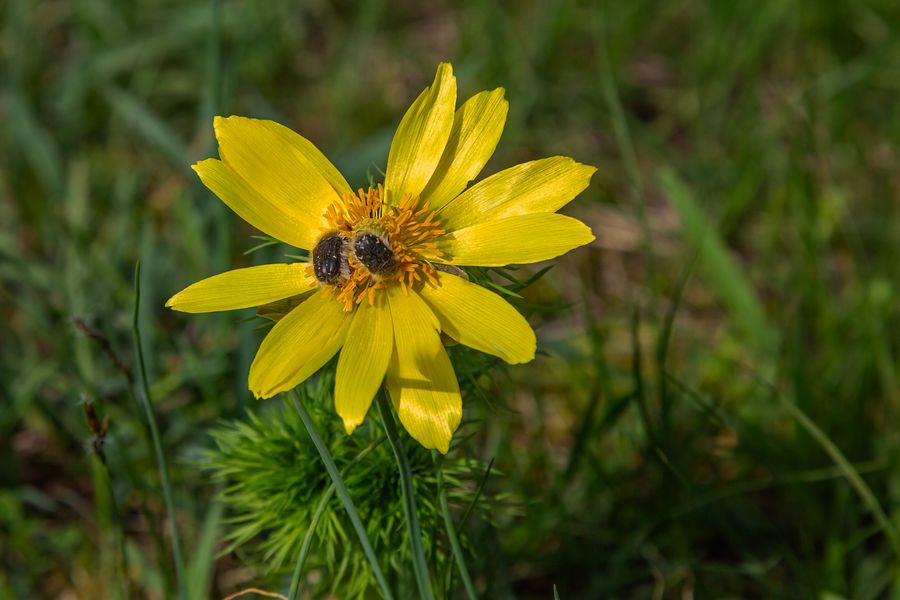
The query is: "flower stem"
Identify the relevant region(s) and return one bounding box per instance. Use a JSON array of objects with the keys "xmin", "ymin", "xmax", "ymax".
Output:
[
  {"xmin": 287, "ymin": 435, "xmax": 386, "ymax": 600},
  {"xmin": 132, "ymin": 262, "xmax": 187, "ymax": 600},
  {"xmin": 375, "ymin": 390, "xmax": 435, "ymax": 600},
  {"xmin": 433, "ymin": 451, "xmax": 476, "ymax": 600},
  {"xmin": 287, "ymin": 484, "xmax": 334, "ymax": 600},
  {"xmin": 289, "ymin": 392, "xmax": 394, "ymax": 600}
]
